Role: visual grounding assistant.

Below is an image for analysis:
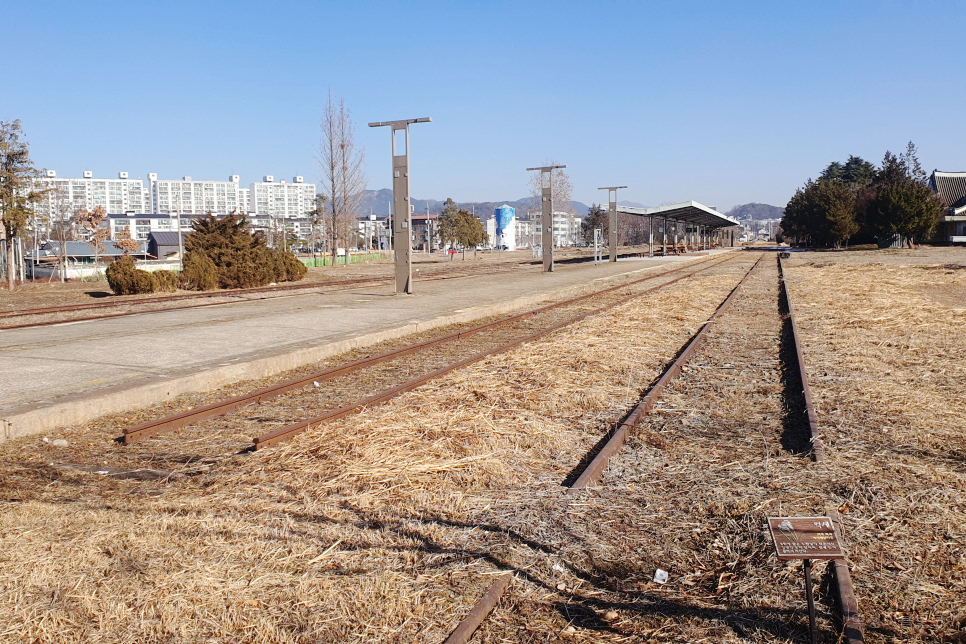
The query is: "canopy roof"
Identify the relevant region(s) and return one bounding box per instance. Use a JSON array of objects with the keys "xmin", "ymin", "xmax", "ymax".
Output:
[{"xmin": 616, "ymin": 201, "xmax": 739, "ymax": 229}]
